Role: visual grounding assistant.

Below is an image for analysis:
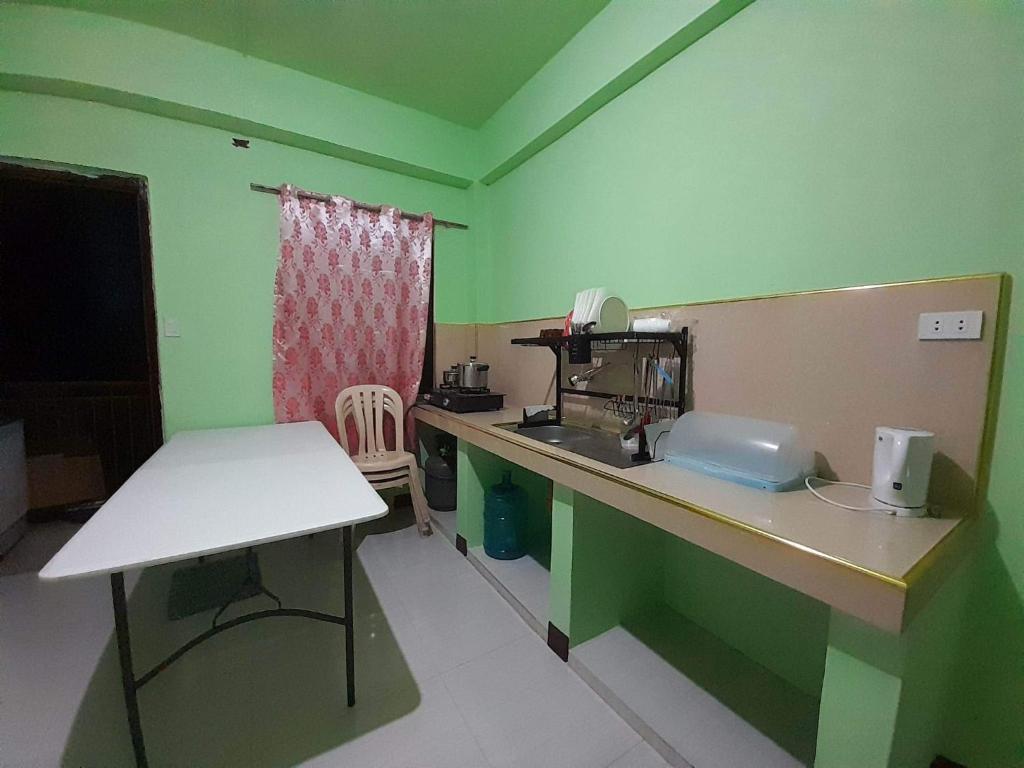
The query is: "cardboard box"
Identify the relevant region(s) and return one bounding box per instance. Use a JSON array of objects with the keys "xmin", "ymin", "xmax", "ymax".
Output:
[{"xmin": 26, "ymin": 453, "xmax": 106, "ymax": 510}]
